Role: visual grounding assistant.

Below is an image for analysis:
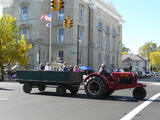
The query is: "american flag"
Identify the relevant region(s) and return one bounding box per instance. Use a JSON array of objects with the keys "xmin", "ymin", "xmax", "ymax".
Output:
[{"xmin": 40, "ymin": 14, "xmax": 51, "ymax": 22}]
